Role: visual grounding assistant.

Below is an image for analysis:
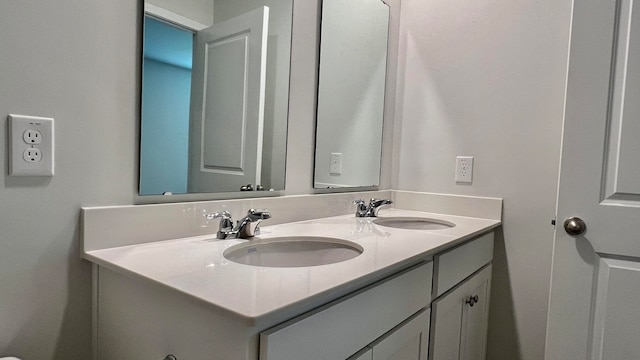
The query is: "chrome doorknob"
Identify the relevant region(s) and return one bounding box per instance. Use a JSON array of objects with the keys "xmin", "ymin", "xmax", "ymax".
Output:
[{"xmin": 563, "ymin": 217, "xmax": 586, "ymax": 236}]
